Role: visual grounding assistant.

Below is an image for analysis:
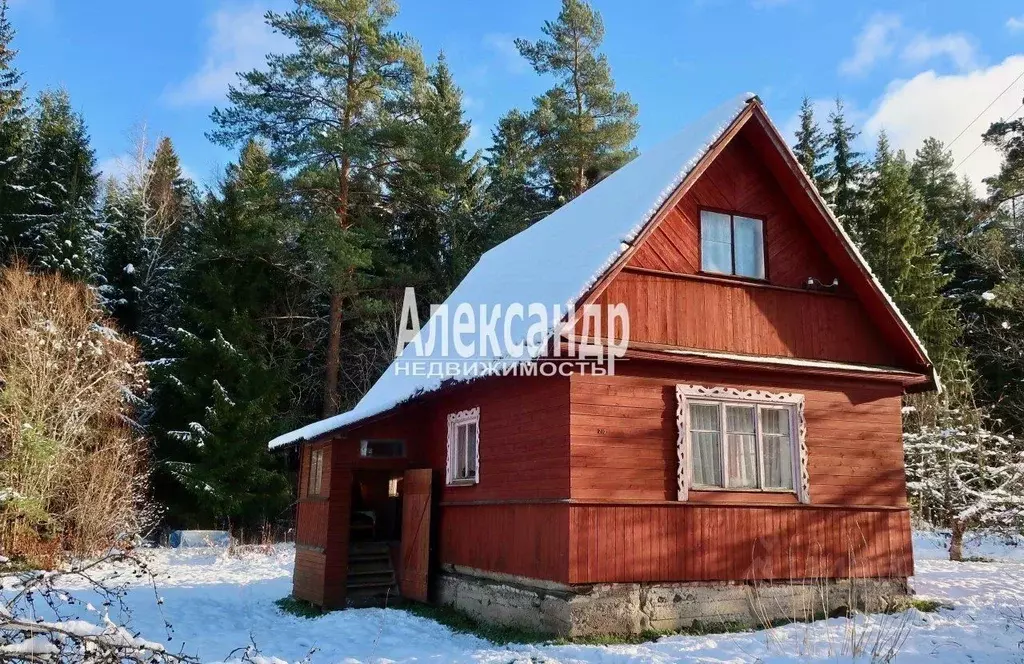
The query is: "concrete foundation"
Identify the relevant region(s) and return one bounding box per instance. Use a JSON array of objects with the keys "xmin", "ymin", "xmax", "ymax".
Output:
[{"xmin": 436, "ymin": 565, "xmax": 909, "ymax": 637}]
